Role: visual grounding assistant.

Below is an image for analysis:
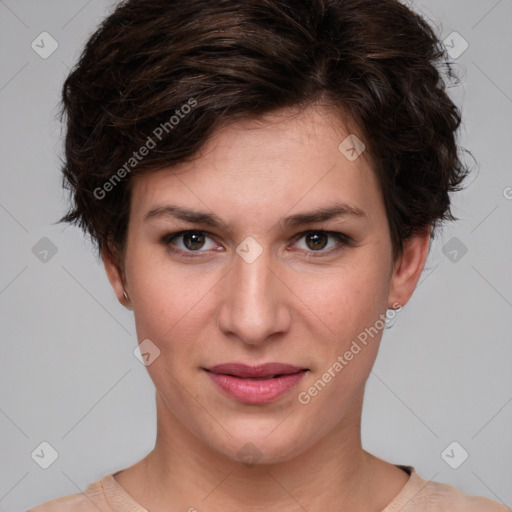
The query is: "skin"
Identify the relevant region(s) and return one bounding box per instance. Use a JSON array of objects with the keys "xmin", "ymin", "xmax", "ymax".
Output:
[{"xmin": 103, "ymin": 104, "xmax": 430, "ymax": 512}]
